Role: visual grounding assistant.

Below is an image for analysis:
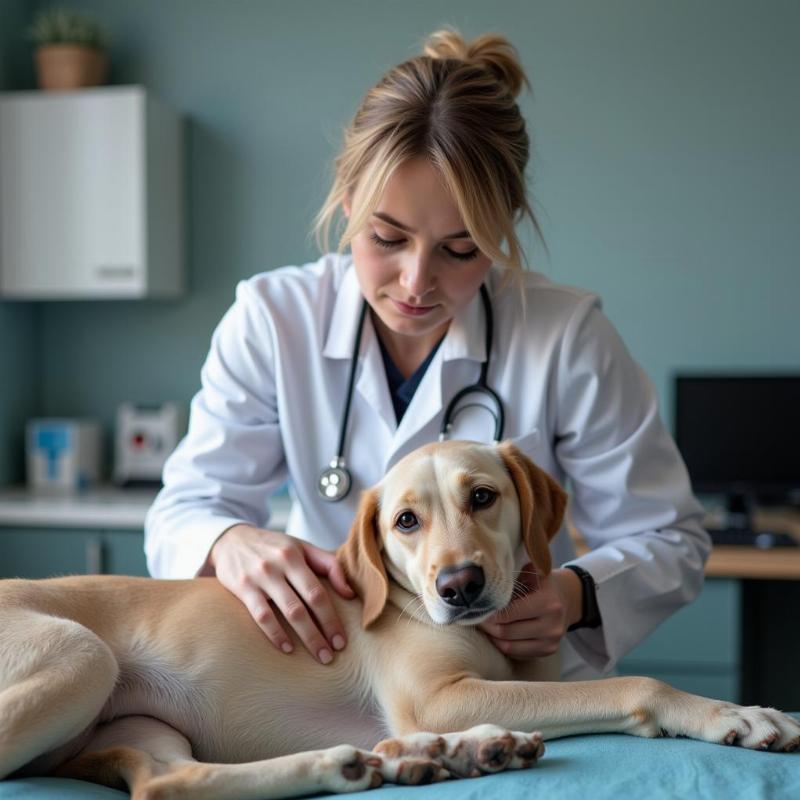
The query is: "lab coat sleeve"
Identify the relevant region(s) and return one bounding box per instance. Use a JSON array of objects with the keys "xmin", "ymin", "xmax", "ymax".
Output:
[
  {"xmin": 144, "ymin": 279, "xmax": 289, "ymax": 578},
  {"xmin": 554, "ymin": 294, "xmax": 711, "ymax": 674}
]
